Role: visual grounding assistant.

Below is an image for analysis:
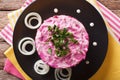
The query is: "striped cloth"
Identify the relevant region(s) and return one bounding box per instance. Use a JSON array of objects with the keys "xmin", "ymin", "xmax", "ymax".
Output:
[
  {"xmin": 0, "ymin": 0, "xmax": 120, "ymax": 79},
  {"xmin": 97, "ymin": 1, "xmax": 120, "ymax": 41},
  {"xmin": 0, "ymin": 24, "xmax": 13, "ymax": 45},
  {"xmin": 22, "ymin": 0, "xmax": 35, "ymax": 8}
]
